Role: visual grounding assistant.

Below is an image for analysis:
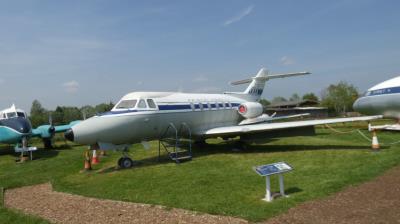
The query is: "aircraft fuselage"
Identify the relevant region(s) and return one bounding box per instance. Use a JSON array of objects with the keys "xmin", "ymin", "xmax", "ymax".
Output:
[
  {"xmin": 66, "ymin": 92, "xmax": 246, "ymax": 145},
  {"xmin": 354, "ymin": 77, "xmax": 400, "ymax": 119}
]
